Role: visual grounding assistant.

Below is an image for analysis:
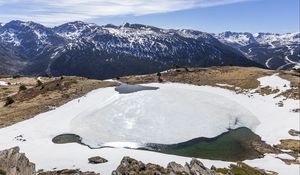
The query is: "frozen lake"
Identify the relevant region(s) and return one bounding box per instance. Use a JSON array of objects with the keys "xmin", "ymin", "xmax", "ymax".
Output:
[{"xmin": 69, "ymin": 83, "xmax": 260, "ymax": 148}]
